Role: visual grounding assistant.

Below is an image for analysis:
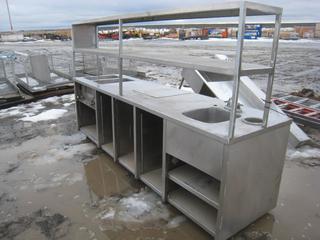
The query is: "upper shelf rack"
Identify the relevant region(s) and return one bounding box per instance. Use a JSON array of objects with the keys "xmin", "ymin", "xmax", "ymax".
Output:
[
  {"xmin": 75, "ymin": 47, "xmax": 273, "ymax": 76},
  {"xmin": 73, "ymin": 1, "xmax": 282, "ymax": 26},
  {"xmin": 72, "ymin": 0, "xmax": 283, "ymax": 140}
]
